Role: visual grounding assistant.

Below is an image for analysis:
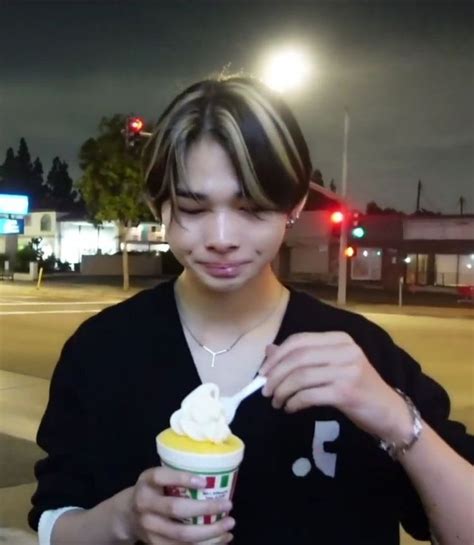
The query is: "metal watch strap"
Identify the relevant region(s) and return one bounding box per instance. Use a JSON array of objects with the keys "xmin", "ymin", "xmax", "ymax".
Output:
[{"xmin": 379, "ymin": 388, "xmax": 423, "ymax": 461}]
